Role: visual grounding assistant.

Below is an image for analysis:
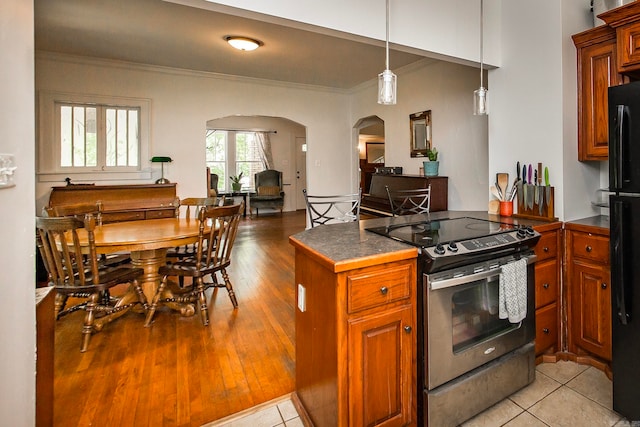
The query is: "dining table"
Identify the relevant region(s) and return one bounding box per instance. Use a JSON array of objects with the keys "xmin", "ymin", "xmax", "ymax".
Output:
[{"xmin": 74, "ymin": 217, "xmax": 208, "ymax": 322}]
